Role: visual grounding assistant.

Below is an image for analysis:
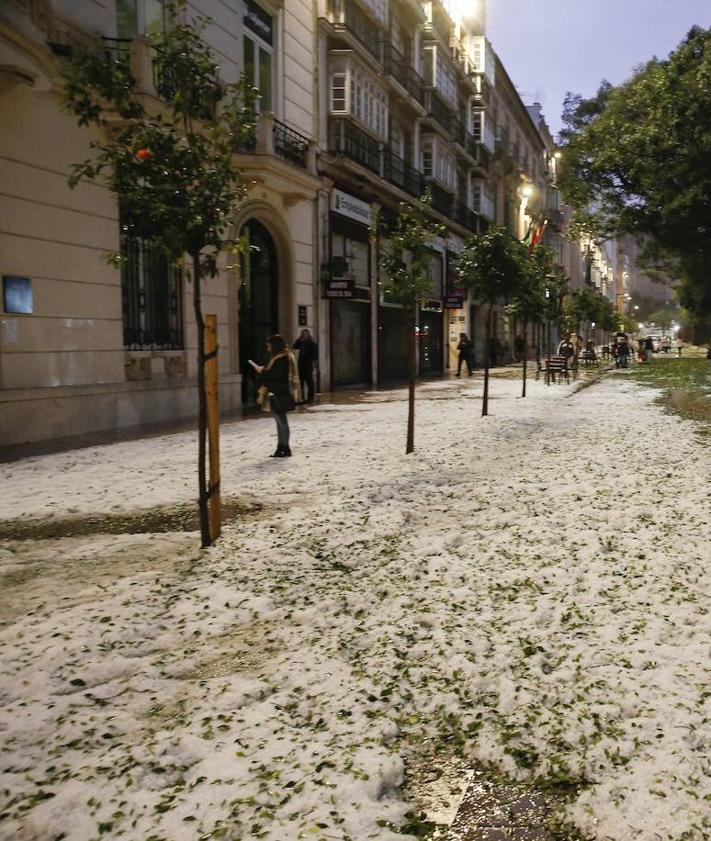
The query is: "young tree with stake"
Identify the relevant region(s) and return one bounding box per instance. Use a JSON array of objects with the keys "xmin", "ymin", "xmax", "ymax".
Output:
[
  {"xmin": 61, "ymin": 6, "xmax": 256, "ymax": 547},
  {"xmin": 456, "ymin": 227, "xmax": 527, "ymax": 416},
  {"xmin": 379, "ymin": 197, "xmax": 445, "ymax": 454}
]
